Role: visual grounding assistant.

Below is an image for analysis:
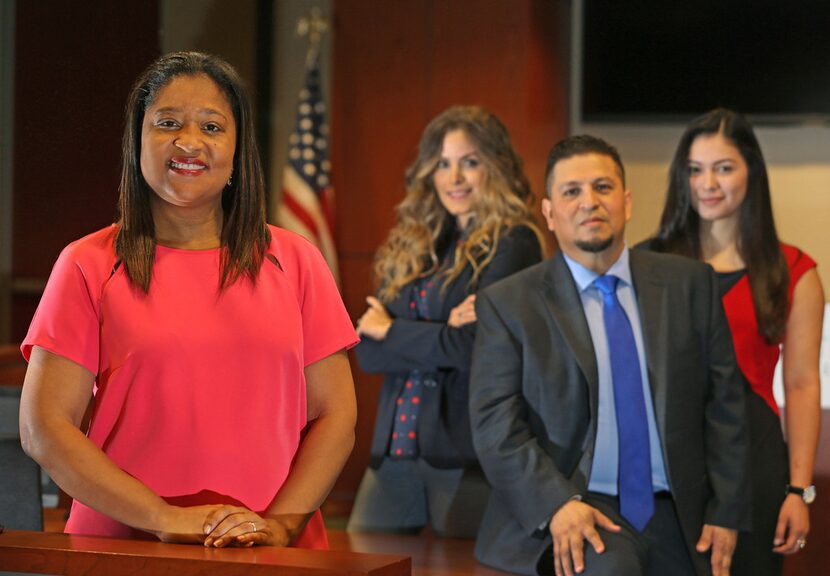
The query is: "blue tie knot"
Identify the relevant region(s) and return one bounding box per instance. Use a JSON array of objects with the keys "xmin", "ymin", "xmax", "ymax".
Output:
[{"xmin": 594, "ymin": 274, "xmax": 620, "ymax": 296}]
